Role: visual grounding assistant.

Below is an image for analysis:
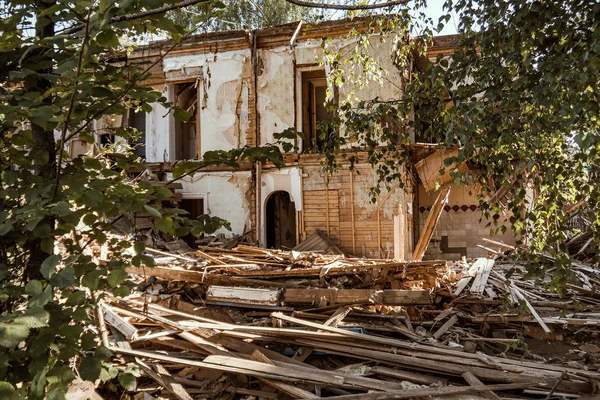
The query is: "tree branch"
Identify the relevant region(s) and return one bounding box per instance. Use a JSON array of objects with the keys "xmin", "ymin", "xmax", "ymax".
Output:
[
  {"xmin": 284, "ymin": 0, "xmax": 409, "ymax": 10},
  {"xmin": 60, "ymin": 0, "xmax": 213, "ymax": 35},
  {"xmin": 53, "ymin": 10, "xmax": 92, "ymax": 200},
  {"xmin": 64, "ymin": 25, "xmax": 204, "ymax": 143}
]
